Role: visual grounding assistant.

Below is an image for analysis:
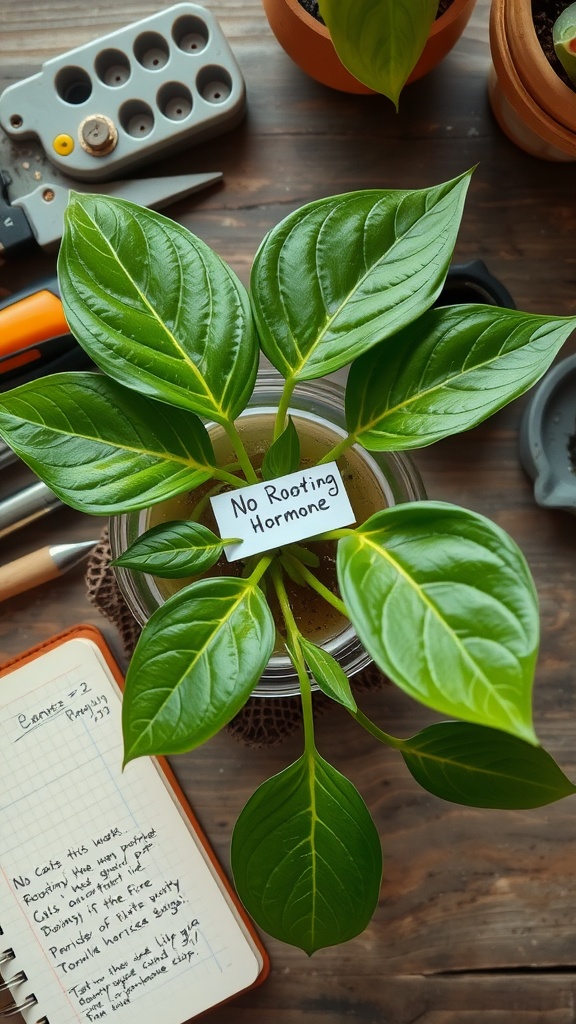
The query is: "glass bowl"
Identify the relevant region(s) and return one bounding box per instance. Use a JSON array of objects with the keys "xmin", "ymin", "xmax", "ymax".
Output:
[{"xmin": 109, "ymin": 370, "xmax": 426, "ymax": 697}]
